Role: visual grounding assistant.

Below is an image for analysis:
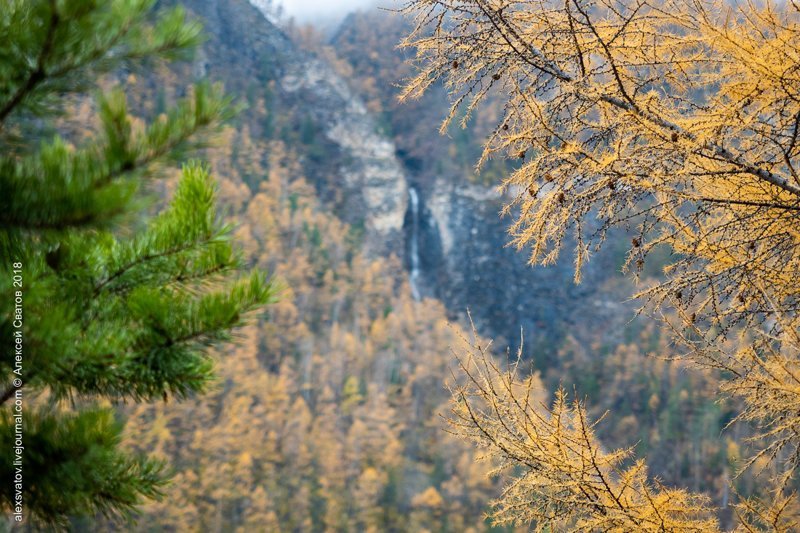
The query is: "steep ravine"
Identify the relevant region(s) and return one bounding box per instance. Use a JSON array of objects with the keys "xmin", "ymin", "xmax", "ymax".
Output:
[
  {"xmin": 331, "ymin": 10, "xmax": 636, "ymax": 361},
  {"xmin": 400, "ymin": 176, "xmax": 631, "ymax": 362},
  {"xmin": 178, "ymin": 0, "xmax": 633, "ymax": 364}
]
